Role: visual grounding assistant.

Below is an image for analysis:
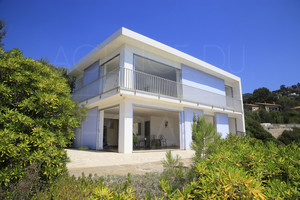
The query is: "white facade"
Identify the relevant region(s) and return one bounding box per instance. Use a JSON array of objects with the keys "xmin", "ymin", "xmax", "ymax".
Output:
[{"xmin": 68, "ymin": 27, "xmax": 245, "ymax": 153}]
